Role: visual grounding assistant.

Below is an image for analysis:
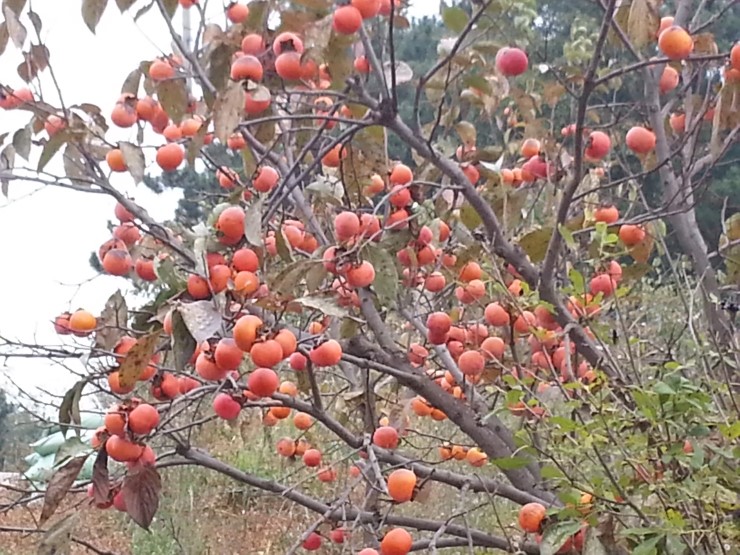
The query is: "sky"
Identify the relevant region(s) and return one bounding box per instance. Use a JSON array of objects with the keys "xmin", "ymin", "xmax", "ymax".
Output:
[{"xmin": 0, "ymin": 1, "xmax": 439, "ymax": 407}]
